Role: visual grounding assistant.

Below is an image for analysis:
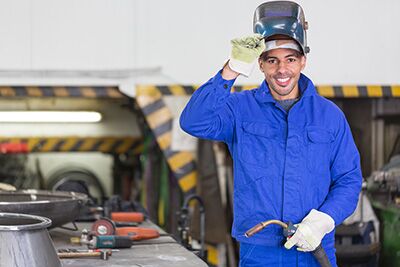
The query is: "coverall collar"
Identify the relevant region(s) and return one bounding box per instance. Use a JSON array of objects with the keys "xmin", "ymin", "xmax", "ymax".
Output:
[{"xmin": 255, "ymin": 73, "xmax": 317, "ymax": 103}]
